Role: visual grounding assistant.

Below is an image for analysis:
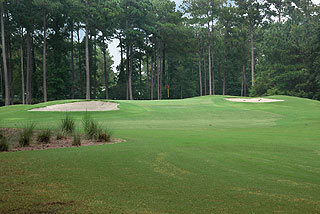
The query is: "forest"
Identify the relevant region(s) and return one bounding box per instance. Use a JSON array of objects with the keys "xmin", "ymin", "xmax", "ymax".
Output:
[{"xmin": 0, "ymin": 0, "xmax": 320, "ymax": 105}]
